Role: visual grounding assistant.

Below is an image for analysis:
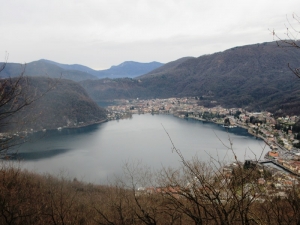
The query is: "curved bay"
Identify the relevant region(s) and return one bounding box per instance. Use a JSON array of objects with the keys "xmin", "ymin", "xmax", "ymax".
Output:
[{"xmin": 9, "ymin": 114, "xmax": 269, "ymax": 184}]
